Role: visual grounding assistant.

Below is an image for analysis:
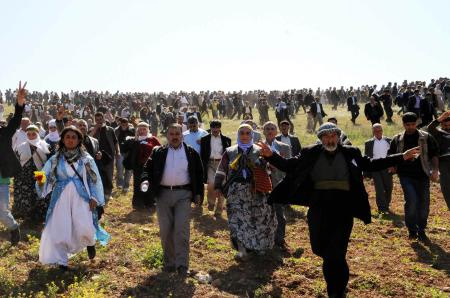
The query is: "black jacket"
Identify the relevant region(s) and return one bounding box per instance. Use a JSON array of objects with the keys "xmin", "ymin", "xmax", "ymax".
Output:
[
  {"xmin": 363, "ymin": 137, "xmax": 392, "ymax": 178},
  {"xmin": 364, "ymin": 102, "xmax": 384, "ymax": 122},
  {"xmin": 83, "ymin": 136, "xmax": 100, "ymax": 158},
  {"xmin": 267, "ymin": 144, "xmax": 403, "ymax": 224},
  {"xmin": 0, "ymin": 104, "xmax": 23, "ymax": 178},
  {"xmin": 275, "ymin": 134, "xmax": 302, "ymax": 156},
  {"xmin": 200, "ymin": 134, "xmax": 231, "ymax": 183},
  {"xmin": 309, "ymin": 102, "xmax": 326, "ymax": 118},
  {"xmin": 346, "ymin": 96, "xmax": 360, "ymax": 111},
  {"xmin": 141, "ymin": 143, "xmax": 204, "ymax": 201}
]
